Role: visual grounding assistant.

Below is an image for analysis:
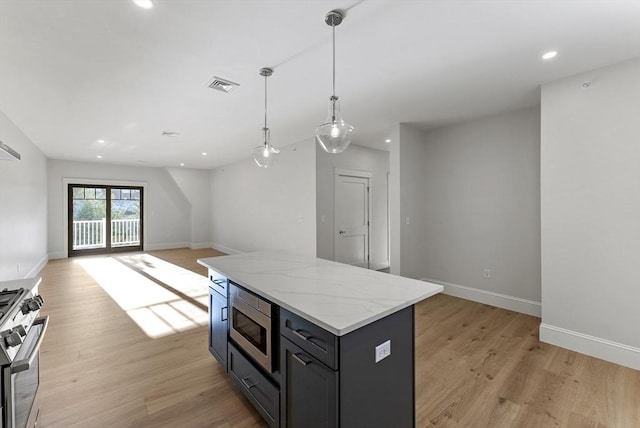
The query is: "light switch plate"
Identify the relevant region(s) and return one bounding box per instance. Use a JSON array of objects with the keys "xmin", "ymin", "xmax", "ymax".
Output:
[{"xmin": 375, "ymin": 340, "xmax": 391, "ymax": 363}]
